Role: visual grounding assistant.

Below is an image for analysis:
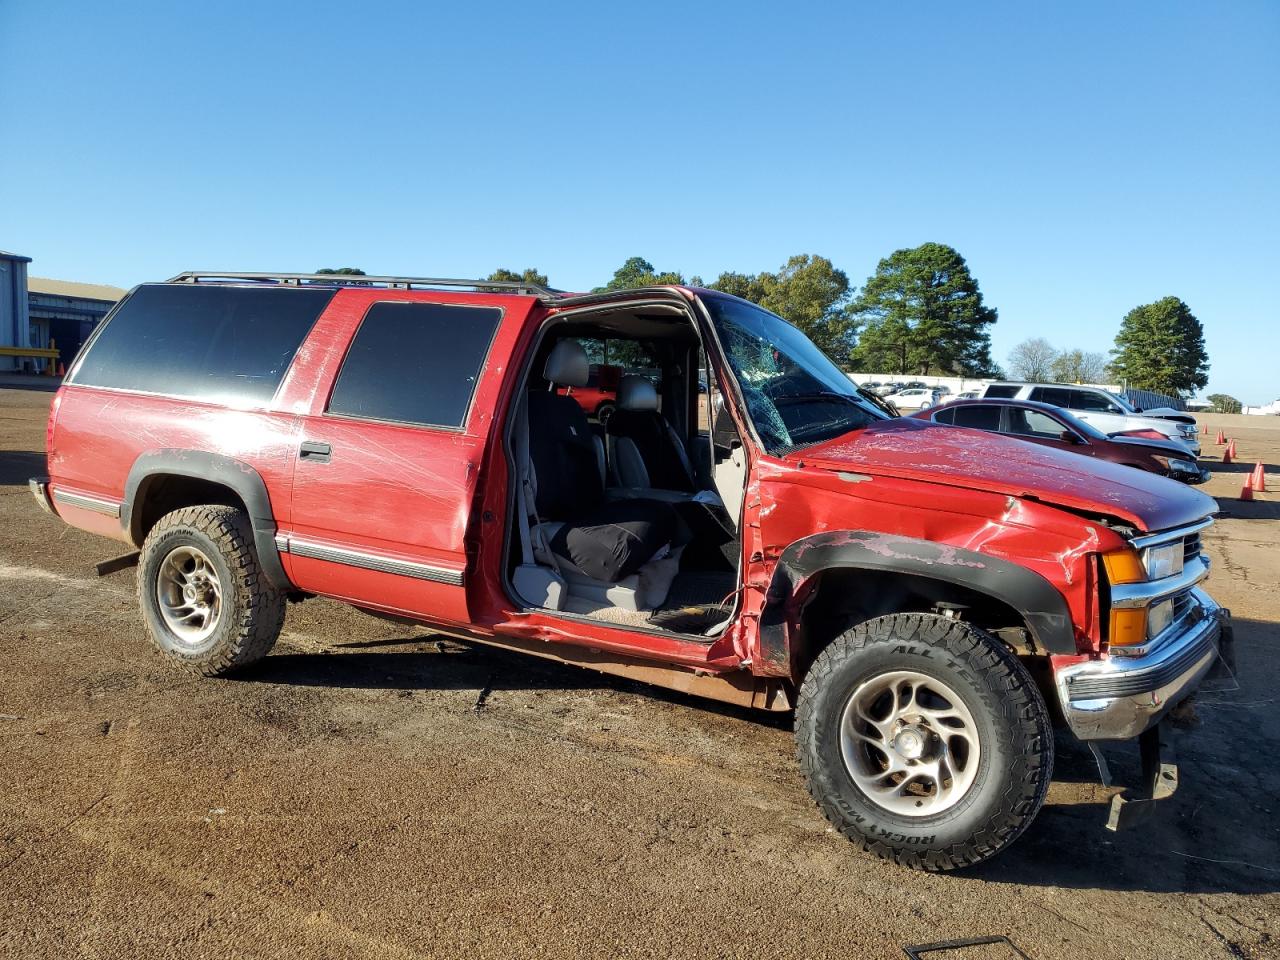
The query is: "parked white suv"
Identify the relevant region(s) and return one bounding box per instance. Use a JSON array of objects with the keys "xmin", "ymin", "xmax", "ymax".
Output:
[
  {"xmin": 980, "ymin": 383, "xmax": 1200, "ymax": 456},
  {"xmin": 883, "ymin": 386, "xmax": 939, "ymax": 409}
]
